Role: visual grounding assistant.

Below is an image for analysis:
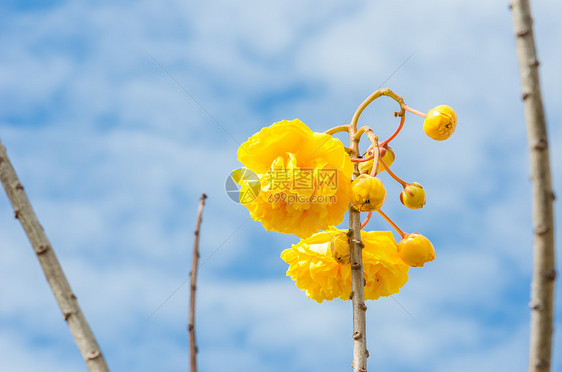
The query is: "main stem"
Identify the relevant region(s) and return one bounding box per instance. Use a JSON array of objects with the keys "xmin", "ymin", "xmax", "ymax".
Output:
[
  {"xmin": 346, "ymin": 88, "xmax": 405, "ymax": 371},
  {"xmin": 349, "ymin": 111, "xmax": 368, "ymax": 372},
  {"xmin": 511, "ymin": 2, "xmax": 556, "ymax": 371},
  {"xmin": 189, "ymin": 193, "xmax": 207, "ymax": 372},
  {"xmin": 0, "ymin": 140, "xmax": 109, "ymax": 372}
]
